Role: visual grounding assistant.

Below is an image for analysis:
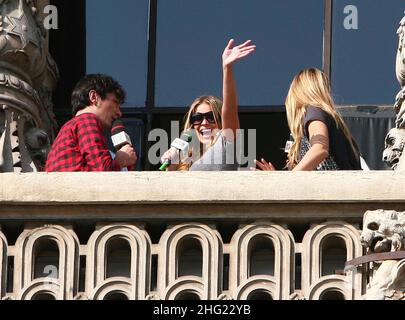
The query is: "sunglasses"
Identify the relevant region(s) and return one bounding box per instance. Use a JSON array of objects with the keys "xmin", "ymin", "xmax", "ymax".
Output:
[{"xmin": 190, "ymin": 111, "xmax": 216, "ymax": 125}]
